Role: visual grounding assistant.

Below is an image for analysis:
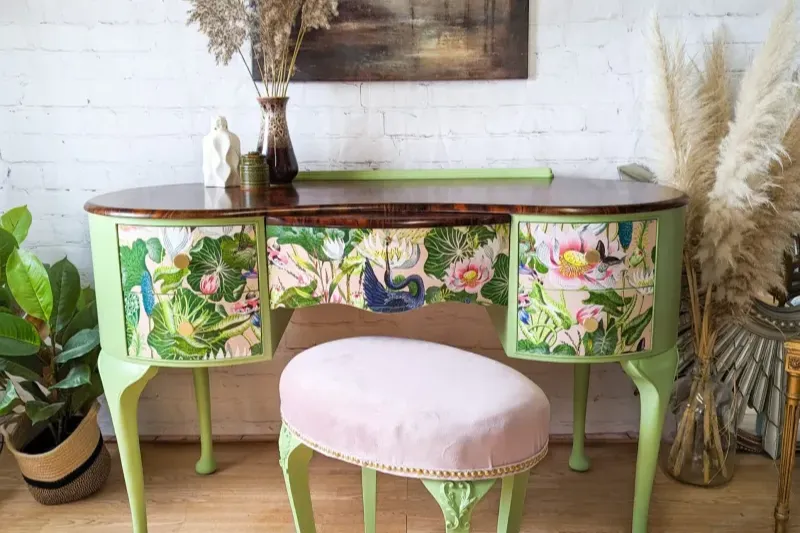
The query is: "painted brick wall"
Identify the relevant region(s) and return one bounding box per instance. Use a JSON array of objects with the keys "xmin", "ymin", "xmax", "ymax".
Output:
[{"xmin": 0, "ymin": 0, "xmax": 774, "ymax": 438}]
